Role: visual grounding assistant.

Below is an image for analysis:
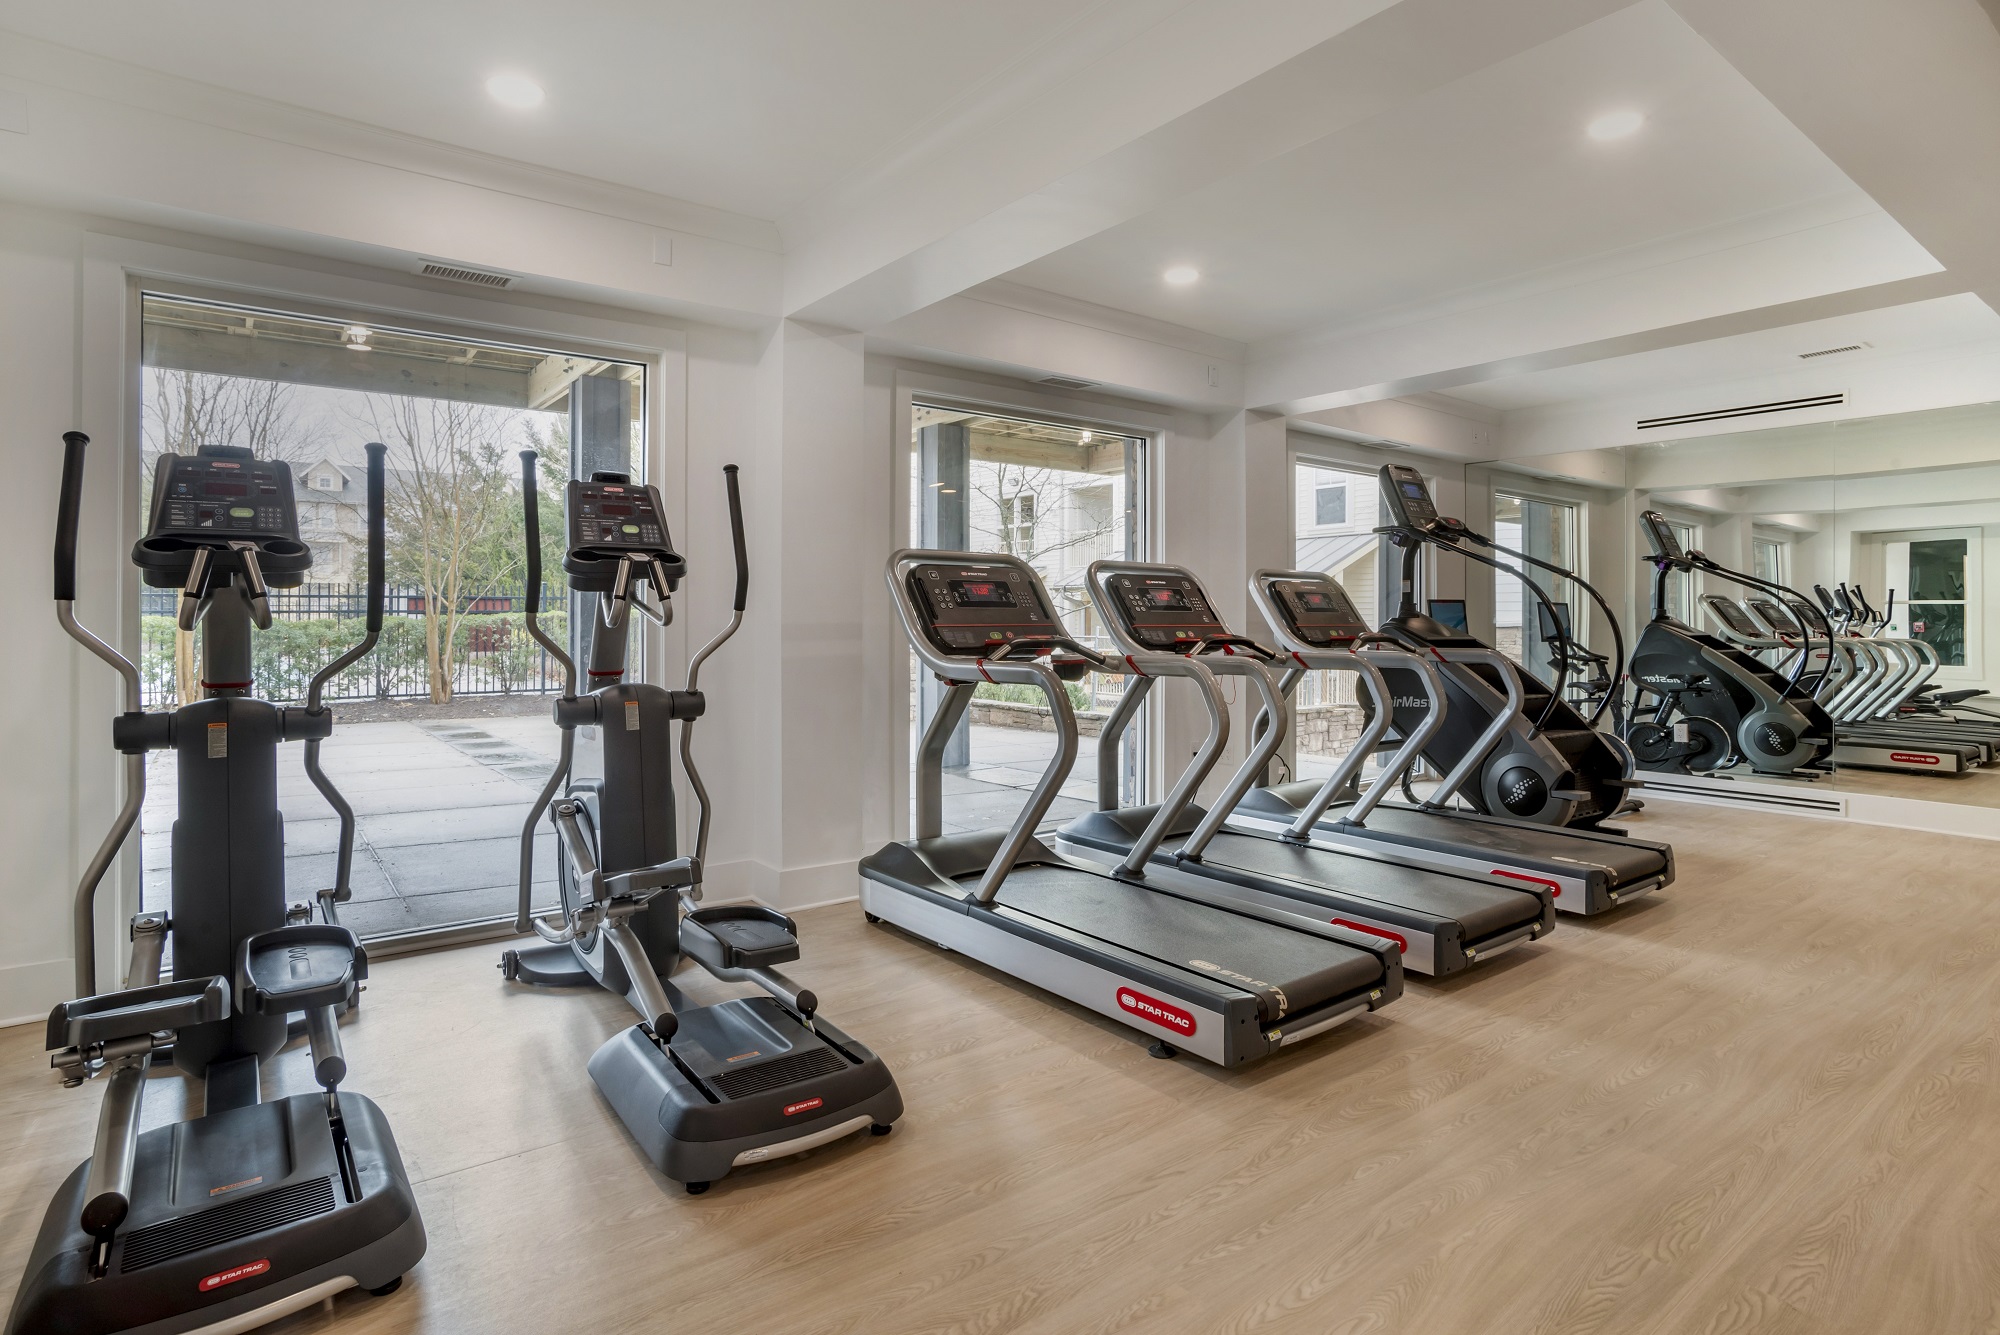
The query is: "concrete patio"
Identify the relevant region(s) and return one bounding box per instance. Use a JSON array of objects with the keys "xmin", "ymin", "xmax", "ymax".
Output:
[
  {"xmin": 141, "ymin": 712, "xmax": 1351, "ymax": 940},
  {"xmin": 141, "ymin": 713, "xmax": 566, "ymax": 939}
]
